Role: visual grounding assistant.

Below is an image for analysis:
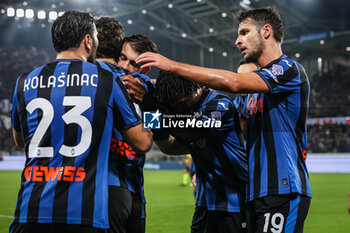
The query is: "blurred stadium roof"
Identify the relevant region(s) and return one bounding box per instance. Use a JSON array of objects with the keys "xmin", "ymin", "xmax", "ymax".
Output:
[{"xmin": 1, "ymin": 0, "xmax": 350, "ymax": 63}]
